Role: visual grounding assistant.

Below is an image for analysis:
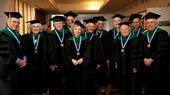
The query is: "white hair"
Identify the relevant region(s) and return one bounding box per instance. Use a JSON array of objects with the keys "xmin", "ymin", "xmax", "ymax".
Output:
[{"xmin": 30, "ymin": 23, "xmax": 43, "ymax": 32}]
